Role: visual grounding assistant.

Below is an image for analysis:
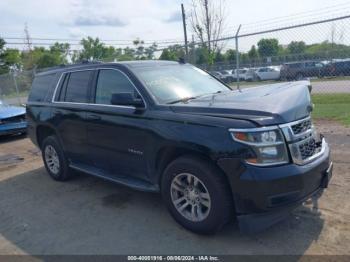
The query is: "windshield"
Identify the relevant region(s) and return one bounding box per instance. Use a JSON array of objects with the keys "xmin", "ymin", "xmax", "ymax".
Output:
[{"xmin": 134, "ymin": 65, "xmax": 230, "ymax": 104}]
